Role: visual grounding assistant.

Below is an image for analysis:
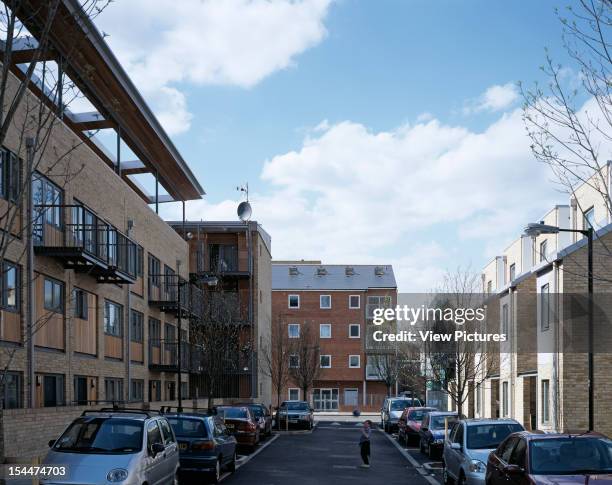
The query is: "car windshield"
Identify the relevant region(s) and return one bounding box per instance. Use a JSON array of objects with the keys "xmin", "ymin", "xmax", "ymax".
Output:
[
  {"xmin": 530, "ymin": 437, "xmax": 612, "ymax": 475},
  {"xmin": 249, "ymin": 406, "xmax": 264, "ymax": 418},
  {"xmin": 466, "ymin": 423, "xmax": 524, "ymax": 449},
  {"xmin": 430, "ymin": 415, "xmax": 458, "ymax": 429},
  {"xmin": 409, "ymin": 409, "xmax": 433, "ymax": 421},
  {"xmin": 391, "ymin": 400, "xmax": 415, "ymax": 411},
  {"xmin": 53, "ymin": 417, "xmax": 143, "ymax": 453},
  {"xmin": 221, "ymin": 407, "xmax": 249, "ymax": 419},
  {"xmin": 286, "ymin": 402, "xmax": 309, "ymax": 411},
  {"xmin": 167, "ymin": 418, "xmax": 208, "ymax": 438}
]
